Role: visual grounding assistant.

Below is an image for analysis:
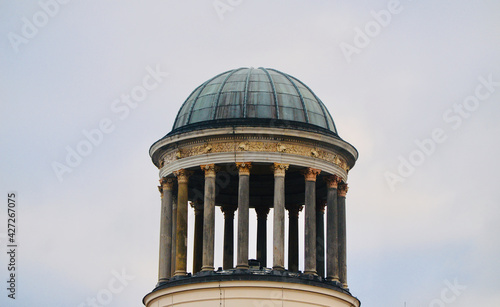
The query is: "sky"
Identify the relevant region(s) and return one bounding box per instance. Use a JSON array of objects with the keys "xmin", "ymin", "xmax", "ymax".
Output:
[{"xmin": 1, "ymin": 0, "xmax": 500, "ymax": 306}]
